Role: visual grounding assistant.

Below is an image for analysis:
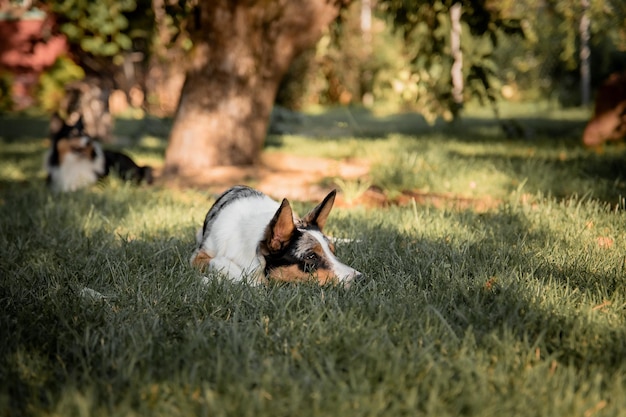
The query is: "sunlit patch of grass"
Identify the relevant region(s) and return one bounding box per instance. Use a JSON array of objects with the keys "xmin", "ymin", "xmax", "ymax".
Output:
[
  {"xmin": 333, "ymin": 177, "xmax": 372, "ymax": 204},
  {"xmin": 0, "ymin": 138, "xmax": 48, "ymax": 186},
  {"xmin": 0, "ymin": 162, "xmax": 29, "ymax": 181},
  {"xmin": 138, "ymin": 135, "xmax": 166, "ymax": 150},
  {"xmin": 265, "ymin": 134, "xmax": 371, "ymax": 160},
  {"xmin": 269, "ymin": 122, "xmax": 626, "ymax": 205}
]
